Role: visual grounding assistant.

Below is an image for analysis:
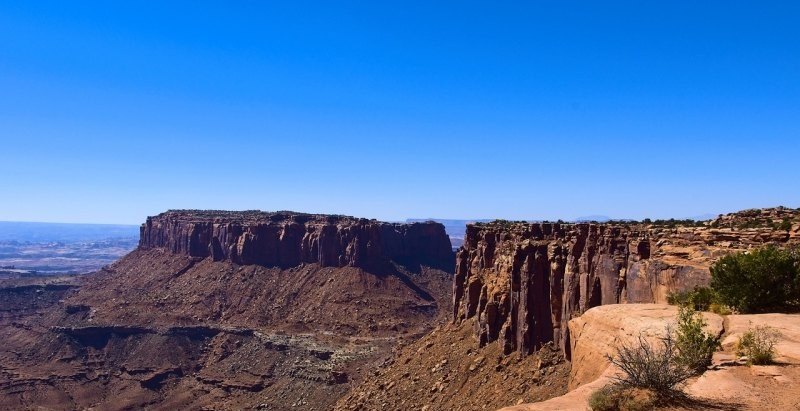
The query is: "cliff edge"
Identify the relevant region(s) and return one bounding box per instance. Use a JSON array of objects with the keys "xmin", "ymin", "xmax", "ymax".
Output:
[
  {"xmin": 140, "ymin": 210, "xmax": 454, "ymax": 271},
  {"xmin": 453, "ymin": 207, "xmax": 800, "ymax": 357}
]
